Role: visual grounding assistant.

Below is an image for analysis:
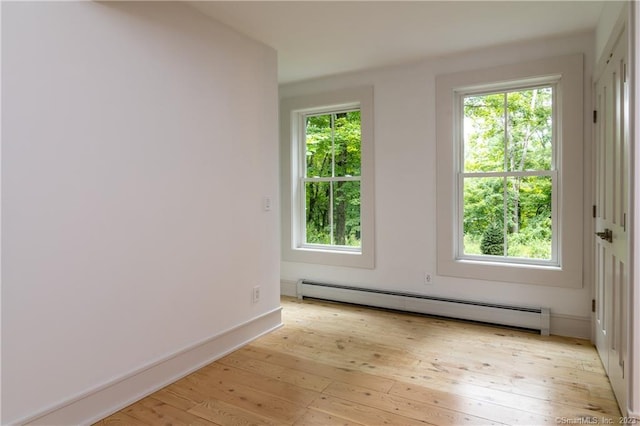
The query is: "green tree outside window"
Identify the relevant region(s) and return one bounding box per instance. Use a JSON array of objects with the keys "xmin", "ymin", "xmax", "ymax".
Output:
[
  {"xmin": 462, "ymin": 87, "xmax": 554, "ymax": 260},
  {"xmin": 304, "ymin": 110, "xmax": 361, "ymax": 247}
]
